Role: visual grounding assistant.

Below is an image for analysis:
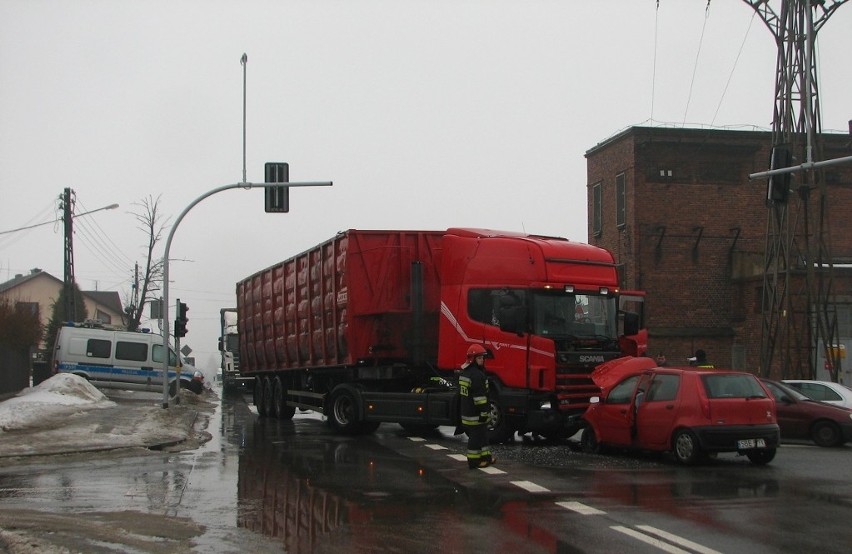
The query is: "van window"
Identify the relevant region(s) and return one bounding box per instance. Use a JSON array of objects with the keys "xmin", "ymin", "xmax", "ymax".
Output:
[
  {"xmin": 86, "ymin": 339, "xmax": 111, "ymax": 359},
  {"xmin": 152, "ymin": 344, "xmax": 177, "ymax": 366},
  {"xmin": 116, "ymin": 341, "xmax": 148, "ymax": 362}
]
